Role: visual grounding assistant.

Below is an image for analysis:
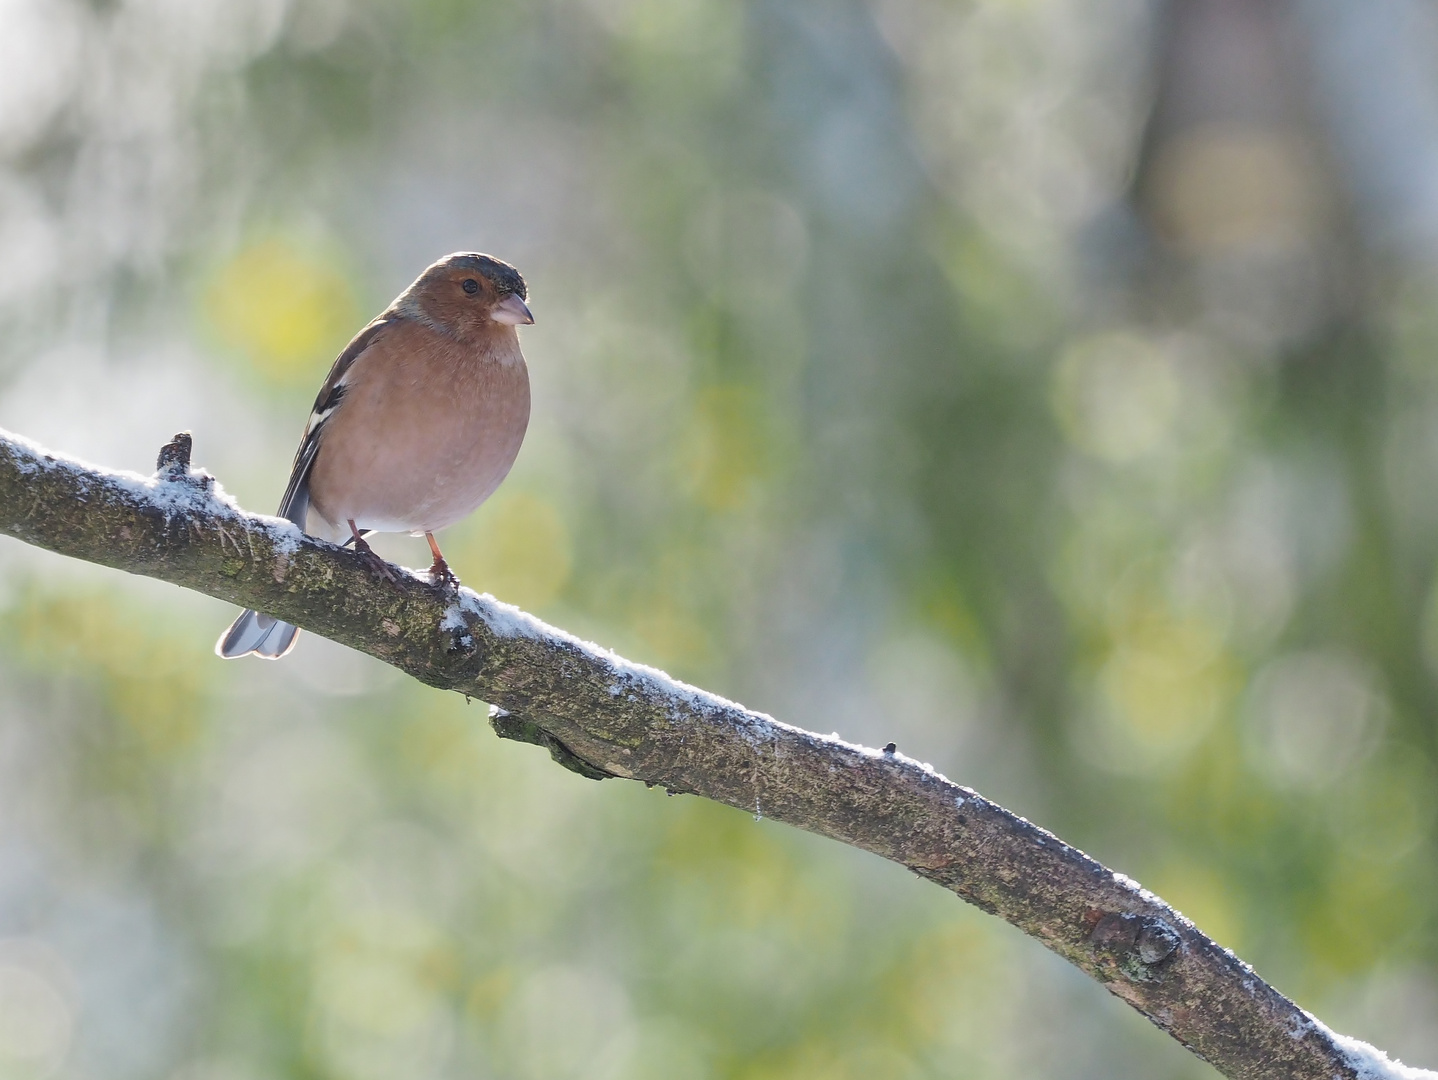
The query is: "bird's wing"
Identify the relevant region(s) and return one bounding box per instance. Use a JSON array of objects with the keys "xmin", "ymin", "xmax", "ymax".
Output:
[{"xmin": 276, "ymin": 316, "xmax": 397, "ymax": 526}]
